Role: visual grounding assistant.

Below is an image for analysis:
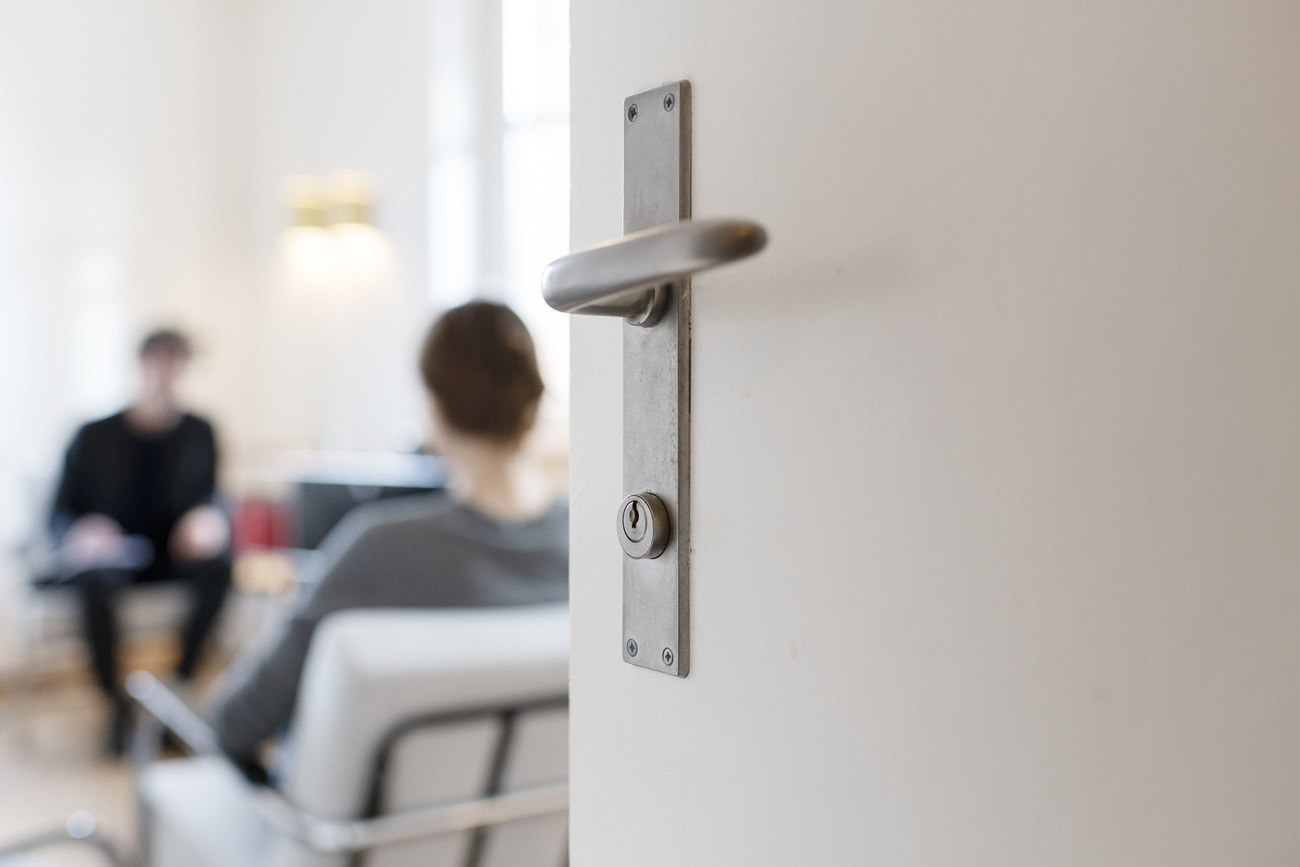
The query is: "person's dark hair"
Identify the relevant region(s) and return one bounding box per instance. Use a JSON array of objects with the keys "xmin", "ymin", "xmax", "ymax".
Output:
[
  {"xmin": 139, "ymin": 328, "xmax": 192, "ymax": 359},
  {"xmin": 419, "ymin": 301, "xmax": 543, "ymax": 442}
]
